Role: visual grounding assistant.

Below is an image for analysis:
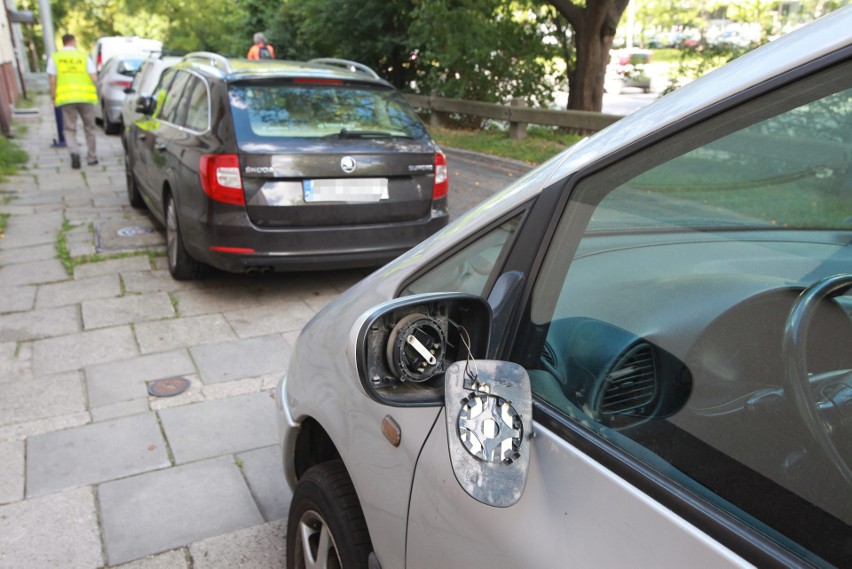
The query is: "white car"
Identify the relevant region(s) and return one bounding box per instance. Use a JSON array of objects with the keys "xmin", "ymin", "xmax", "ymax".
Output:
[
  {"xmin": 277, "ymin": 7, "xmax": 852, "ymax": 569},
  {"xmin": 91, "ymin": 36, "xmax": 162, "ymax": 73}
]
